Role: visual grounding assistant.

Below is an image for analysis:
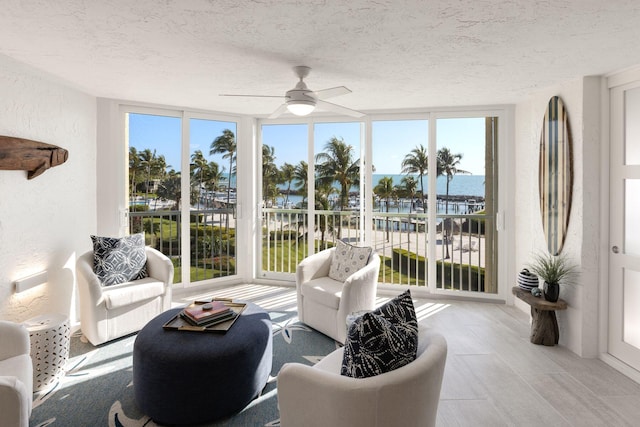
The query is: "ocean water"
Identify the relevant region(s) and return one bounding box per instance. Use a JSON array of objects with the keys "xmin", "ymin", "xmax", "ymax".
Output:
[
  {"xmin": 275, "ymin": 174, "xmax": 486, "ymax": 213},
  {"xmin": 372, "ymin": 174, "xmax": 484, "ymax": 197}
]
